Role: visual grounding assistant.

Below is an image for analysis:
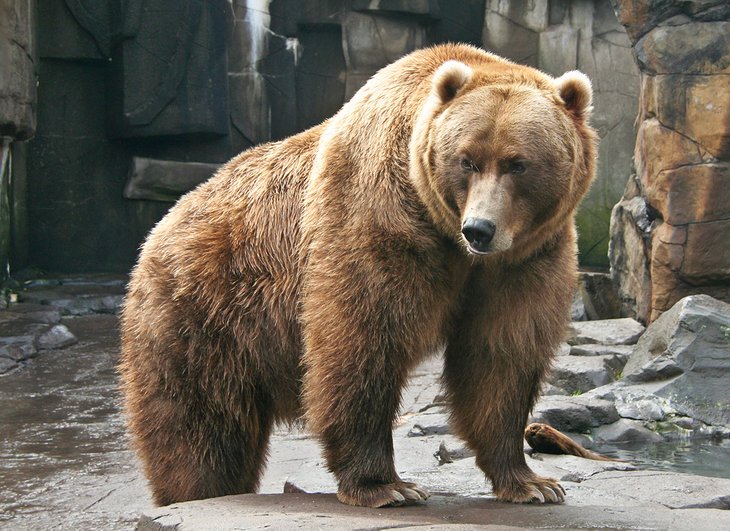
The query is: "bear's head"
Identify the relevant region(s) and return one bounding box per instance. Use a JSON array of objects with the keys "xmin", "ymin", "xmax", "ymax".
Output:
[{"xmin": 410, "ymin": 58, "xmax": 597, "ymax": 261}]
